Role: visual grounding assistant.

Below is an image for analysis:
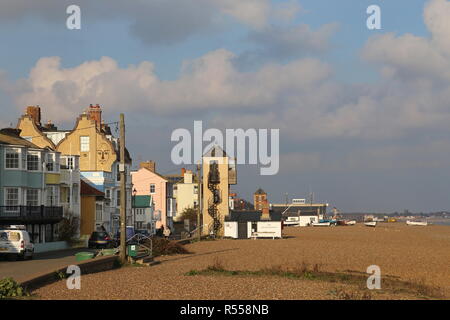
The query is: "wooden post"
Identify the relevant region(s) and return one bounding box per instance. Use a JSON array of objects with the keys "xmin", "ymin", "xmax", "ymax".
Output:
[
  {"xmin": 119, "ymin": 114, "xmax": 127, "ymax": 264},
  {"xmin": 197, "ymin": 162, "xmax": 202, "ymax": 241}
]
